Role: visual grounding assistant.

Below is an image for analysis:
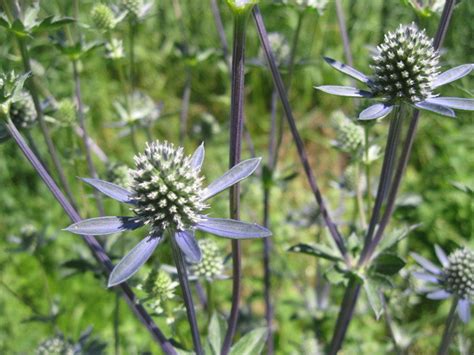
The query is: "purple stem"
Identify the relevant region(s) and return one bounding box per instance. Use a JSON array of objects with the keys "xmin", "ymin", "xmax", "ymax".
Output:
[
  {"xmin": 4, "ymin": 118, "xmax": 176, "ymax": 354},
  {"xmin": 252, "ymin": 6, "xmax": 347, "ymax": 259}
]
